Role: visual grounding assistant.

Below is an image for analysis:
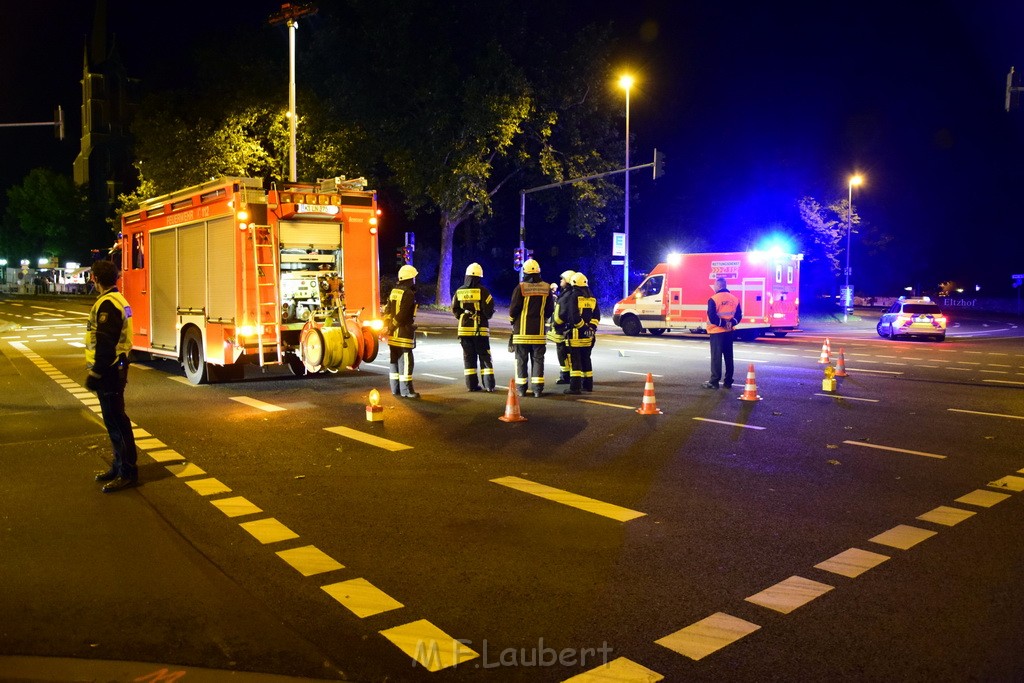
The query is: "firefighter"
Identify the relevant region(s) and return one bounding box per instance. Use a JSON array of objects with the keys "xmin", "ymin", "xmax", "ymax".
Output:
[
  {"xmin": 385, "ymin": 264, "xmax": 420, "ymax": 398},
  {"xmin": 557, "ymin": 272, "xmax": 601, "ymax": 394},
  {"xmin": 703, "ymin": 276, "xmax": 742, "ymax": 389},
  {"xmin": 452, "ymin": 262, "xmax": 496, "ymax": 392},
  {"xmin": 509, "ymin": 258, "xmax": 553, "ymax": 397},
  {"xmin": 85, "ymin": 259, "xmax": 139, "ymax": 493},
  {"xmin": 547, "ymin": 269, "xmax": 576, "ymax": 384}
]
